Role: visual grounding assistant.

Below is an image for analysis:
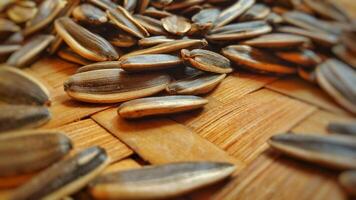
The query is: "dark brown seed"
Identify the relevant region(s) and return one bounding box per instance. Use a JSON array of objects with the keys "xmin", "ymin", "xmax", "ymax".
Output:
[
  {"xmin": 239, "ymin": 3, "xmax": 271, "ymax": 21},
  {"xmin": 58, "ymin": 48, "xmax": 92, "ymax": 66},
  {"xmin": 120, "ymin": 54, "xmax": 182, "ymax": 72},
  {"xmin": 10, "ymin": 146, "xmax": 110, "ymax": 200},
  {"xmin": 76, "ymin": 61, "xmax": 121, "ymax": 73},
  {"xmin": 0, "ymin": 131, "xmax": 72, "ymax": 177},
  {"xmin": 107, "ymin": 32, "xmax": 137, "ymax": 48},
  {"xmin": 214, "ymin": 0, "xmax": 255, "ymax": 28},
  {"xmin": 72, "ymin": 4, "xmax": 107, "ymax": 25},
  {"xmin": 328, "ymin": 122, "xmax": 356, "ymax": 136},
  {"xmin": 241, "ymin": 33, "xmax": 310, "ymax": 49},
  {"xmin": 161, "ymin": 15, "xmax": 192, "ymax": 36},
  {"xmin": 339, "ymin": 170, "xmax": 356, "ymax": 196}
]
